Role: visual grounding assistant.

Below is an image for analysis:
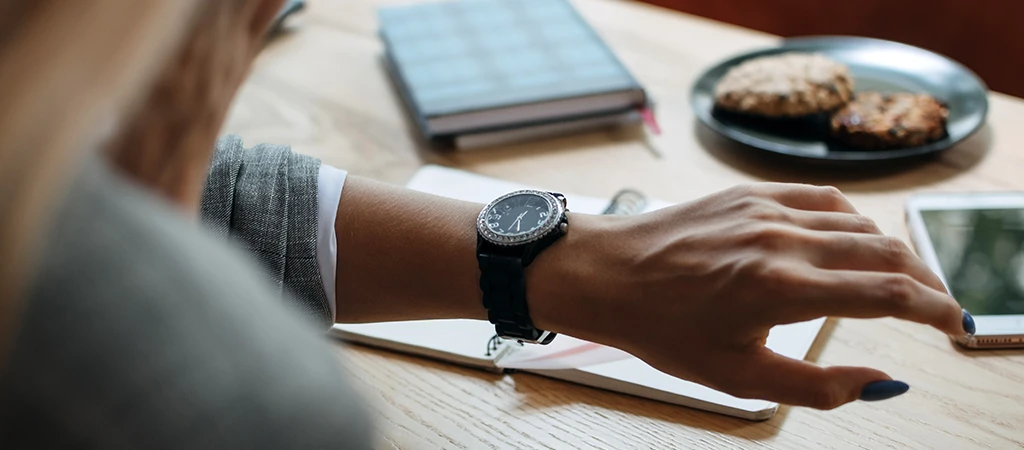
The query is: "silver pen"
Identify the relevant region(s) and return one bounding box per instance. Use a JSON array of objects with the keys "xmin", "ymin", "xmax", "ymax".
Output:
[{"xmin": 602, "ymin": 189, "xmax": 648, "ymax": 216}]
